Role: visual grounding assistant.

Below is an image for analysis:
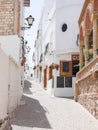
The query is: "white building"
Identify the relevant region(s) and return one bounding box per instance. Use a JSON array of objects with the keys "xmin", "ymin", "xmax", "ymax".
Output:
[
  {"xmin": 0, "ymin": 0, "xmax": 30, "ymax": 128},
  {"xmin": 33, "ymin": 0, "xmax": 85, "ymax": 97}
]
